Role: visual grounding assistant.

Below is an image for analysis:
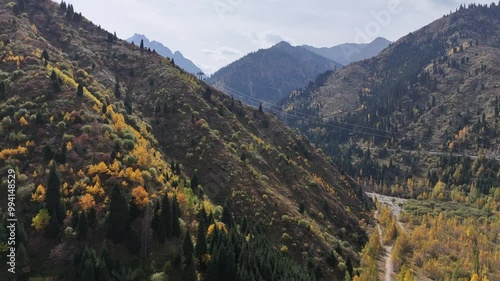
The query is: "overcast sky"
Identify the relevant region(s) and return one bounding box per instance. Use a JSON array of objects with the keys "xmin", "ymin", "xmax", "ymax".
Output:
[{"xmin": 64, "ymin": 0, "xmax": 491, "ymax": 74}]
